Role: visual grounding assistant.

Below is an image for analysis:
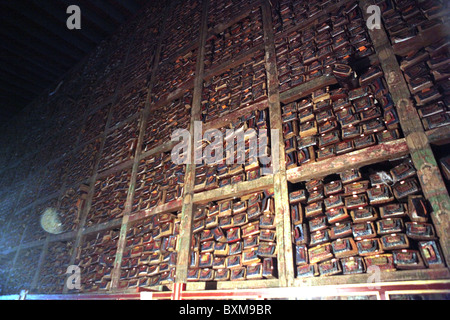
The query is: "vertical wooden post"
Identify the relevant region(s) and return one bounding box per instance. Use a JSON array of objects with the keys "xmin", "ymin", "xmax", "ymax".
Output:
[
  {"xmin": 360, "ymin": 0, "xmax": 450, "ymax": 266},
  {"xmin": 175, "ymin": 0, "xmax": 209, "ymax": 284},
  {"xmin": 63, "ymin": 15, "xmax": 138, "ymax": 294},
  {"xmin": 261, "ymin": 0, "xmax": 295, "ymax": 287},
  {"xmin": 5, "ymin": 225, "xmax": 27, "ymax": 293},
  {"xmin": 109, "ymin": 2, "xmax": 172, "ymax": 291},
  {"xmin": 31, "ymin": 237, "xmax": 49, "ymax": 291}
]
